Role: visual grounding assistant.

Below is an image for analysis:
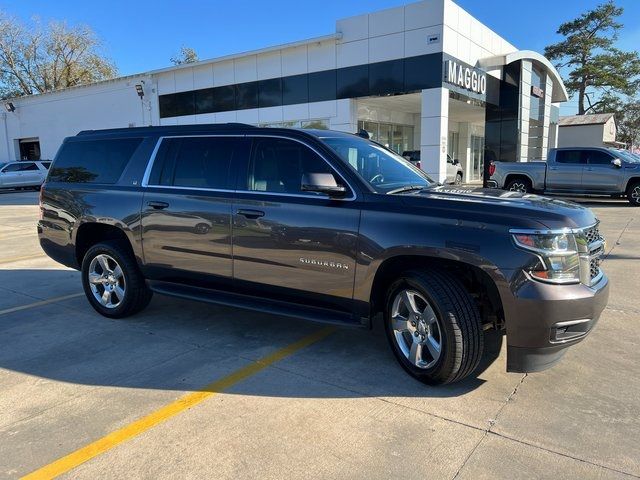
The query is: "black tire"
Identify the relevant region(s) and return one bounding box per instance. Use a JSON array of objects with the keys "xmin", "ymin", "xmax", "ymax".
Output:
[
  {"xmin": 455, "ymin": 173, "xmax": 463, "ymax": 186},
  {"xmin": 627, "ymin": 180, "xmax": 640, "ymax": 206},
  {"xmin": 81, "ymin": 240, "xmax": 152, "ymax": 318},
  {"xmin": 384, "ymin": 269, "xmax": 483, "ymax": 385},
  {"xmin": 505, "ymin": 177, "xmax": 532, "ymax": 193}
]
